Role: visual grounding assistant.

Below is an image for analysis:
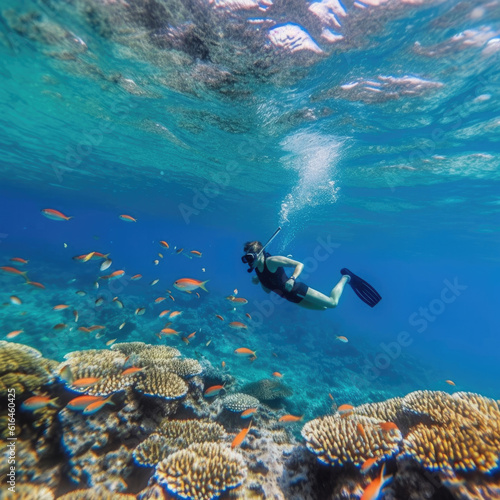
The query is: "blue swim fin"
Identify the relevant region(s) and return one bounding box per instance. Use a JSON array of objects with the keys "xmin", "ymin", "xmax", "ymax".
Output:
[{"xmin": 341, "ymin": 268, "xmax": 382, "ymax": 308}]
